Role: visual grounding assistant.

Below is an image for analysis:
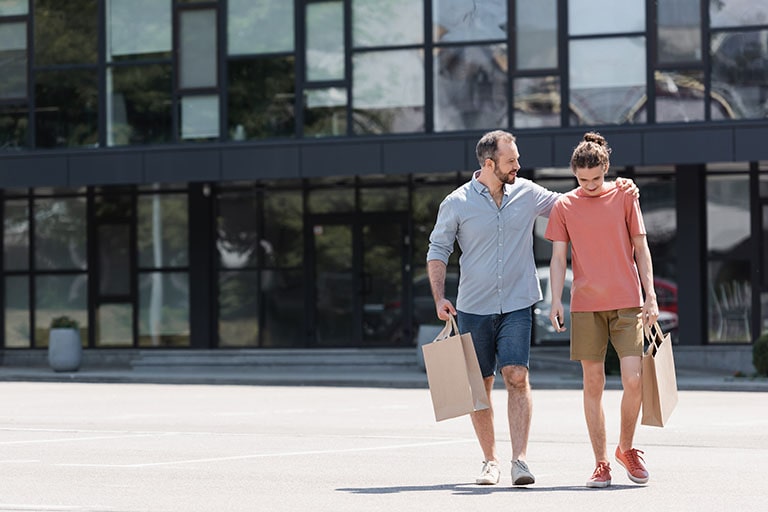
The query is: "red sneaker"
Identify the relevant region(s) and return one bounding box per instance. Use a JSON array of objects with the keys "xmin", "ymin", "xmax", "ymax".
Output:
[
  {"xmin": 615, "ymin": 446, "xmax": 649, "ymax": 484},
  {"xmin": 586, "ymin": 461, "xmax": 611, "ymax": 488}
]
